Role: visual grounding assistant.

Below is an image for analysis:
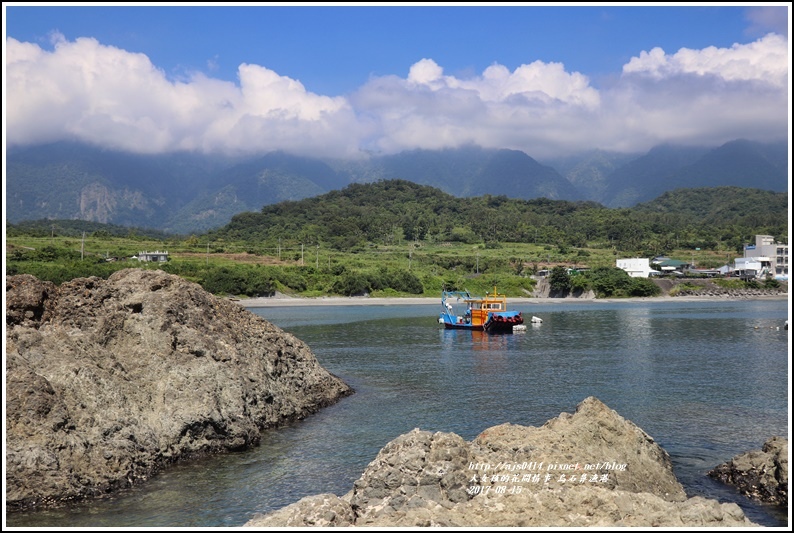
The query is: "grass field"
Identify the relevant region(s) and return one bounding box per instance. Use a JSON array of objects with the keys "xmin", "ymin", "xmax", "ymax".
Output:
[{"xmin": 5, "ymin": 233, "xmax": 749, "ymax": 298}]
